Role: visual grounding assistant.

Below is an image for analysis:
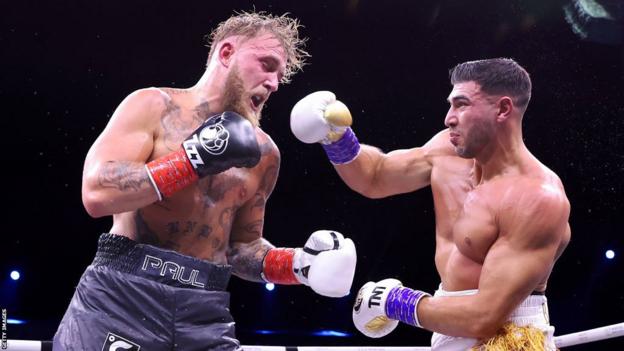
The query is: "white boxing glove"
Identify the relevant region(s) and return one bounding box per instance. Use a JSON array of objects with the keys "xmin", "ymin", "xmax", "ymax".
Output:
[
  {"xmin": 352, "ymin": 278, "xmax": 431, "ymax": 338},
  {"xmin": 262, "ymin": 230, "xmax": 356, "ymax": 298},
  {"xmin": 294, "ymin": 230, "xmax": 357, "ymax": 297},
  {"xmin": 290, "ymin": 91, "xmax": 353, "ymax": 144},
  {"xmin": 352, "ymin": 278, "xmax": 402, "ymax": 338}
]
